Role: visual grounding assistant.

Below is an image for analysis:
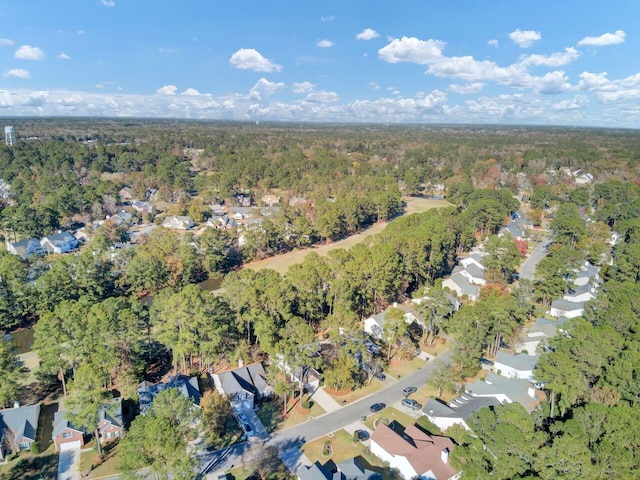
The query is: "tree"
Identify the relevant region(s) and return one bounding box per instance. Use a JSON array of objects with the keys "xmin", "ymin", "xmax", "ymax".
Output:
[
  {"xmin": 382, "ymin": 307, "xmax": 408, "ymax": 361},
  {"xmin": 65, "ymin": 364, "xmax": 108, "ymax": 455},
  {"xmin": 323, "ymin": 348, "xmax": 360, "ymax": 391},
  {"xmin": 484, "ymin": 235, "xmax": 521, "ymax": 284},
  {"xmin": 550, "ymin": 203, "xmax": 587, "ymax": 248},
  {"xmin": 427, "ymin": 363, "xmax": 456, "ymax": 398},
  {"xmin": 0, "ymin": 340, "xmax": 26, "ymax": 407}
]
